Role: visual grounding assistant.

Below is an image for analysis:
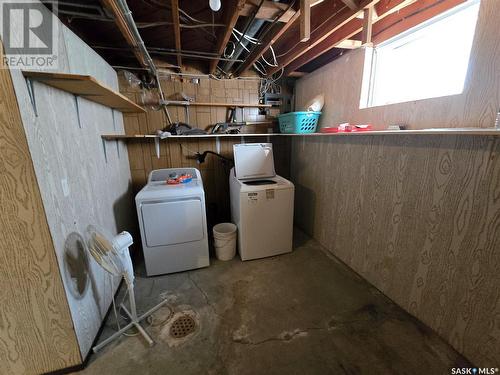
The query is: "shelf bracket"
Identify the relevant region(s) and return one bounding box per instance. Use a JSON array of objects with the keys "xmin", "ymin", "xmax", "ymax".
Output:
[
  {"xmin": 25, "ymin": 78, "xmax": 38, "ymax": 117},
  {"xmin": 102, "ymin": 138, "xmax": 108, "ymax": 163},
  {"xmin": 154, "ymin": 137, "xmax": 160, "ymax": 159},
  {"xmin": 74, "ymin": 95, "xmax": 82, "ymax": 128},
  {"xmin": 111, "ymin": 109, "xmax": 120, "ymax": 157},
  {"xmin": 215, "ymin": 137, "xmax": 221, "ymax": 154},
  {"xmin": 184, "ymin": 105, "xmax": 190, "ymax": 124},
  {"xmin": 111, "ymin": 108, "xmax": 116, "ymax": 130}
]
